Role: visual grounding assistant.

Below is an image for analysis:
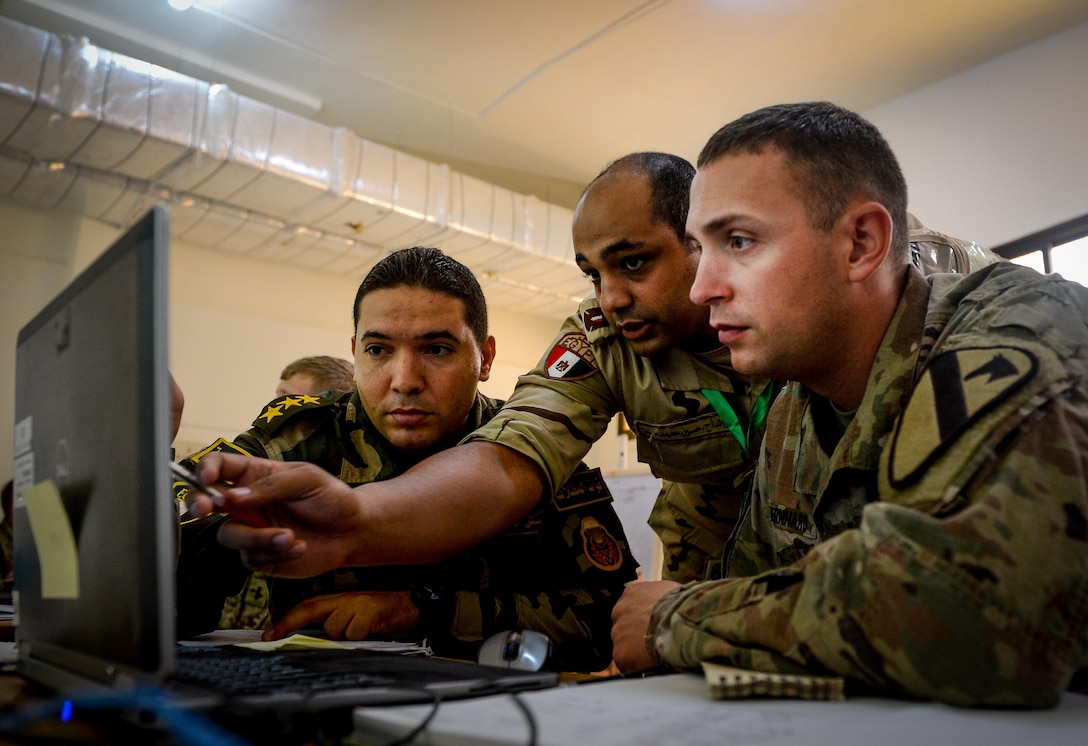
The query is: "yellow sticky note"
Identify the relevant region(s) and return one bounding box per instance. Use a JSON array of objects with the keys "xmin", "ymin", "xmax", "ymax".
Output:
[{"xmin": 23, "ymin": 479, "xmax": 80, "ymax": 599}]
